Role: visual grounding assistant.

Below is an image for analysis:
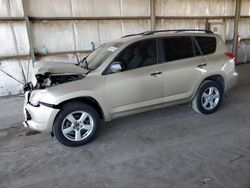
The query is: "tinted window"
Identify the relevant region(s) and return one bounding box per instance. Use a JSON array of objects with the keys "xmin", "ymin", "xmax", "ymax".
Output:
[
  {"xmin": 163, "ymin": 37, "xmax": 195, "ymax": 62},
  {"xmin": 195, "ymin": 36, "xmax": 216, "ymax": 55},
  {"xmin": 115, "ymin": 39, "xmax": 157, "ymax": 71}
]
